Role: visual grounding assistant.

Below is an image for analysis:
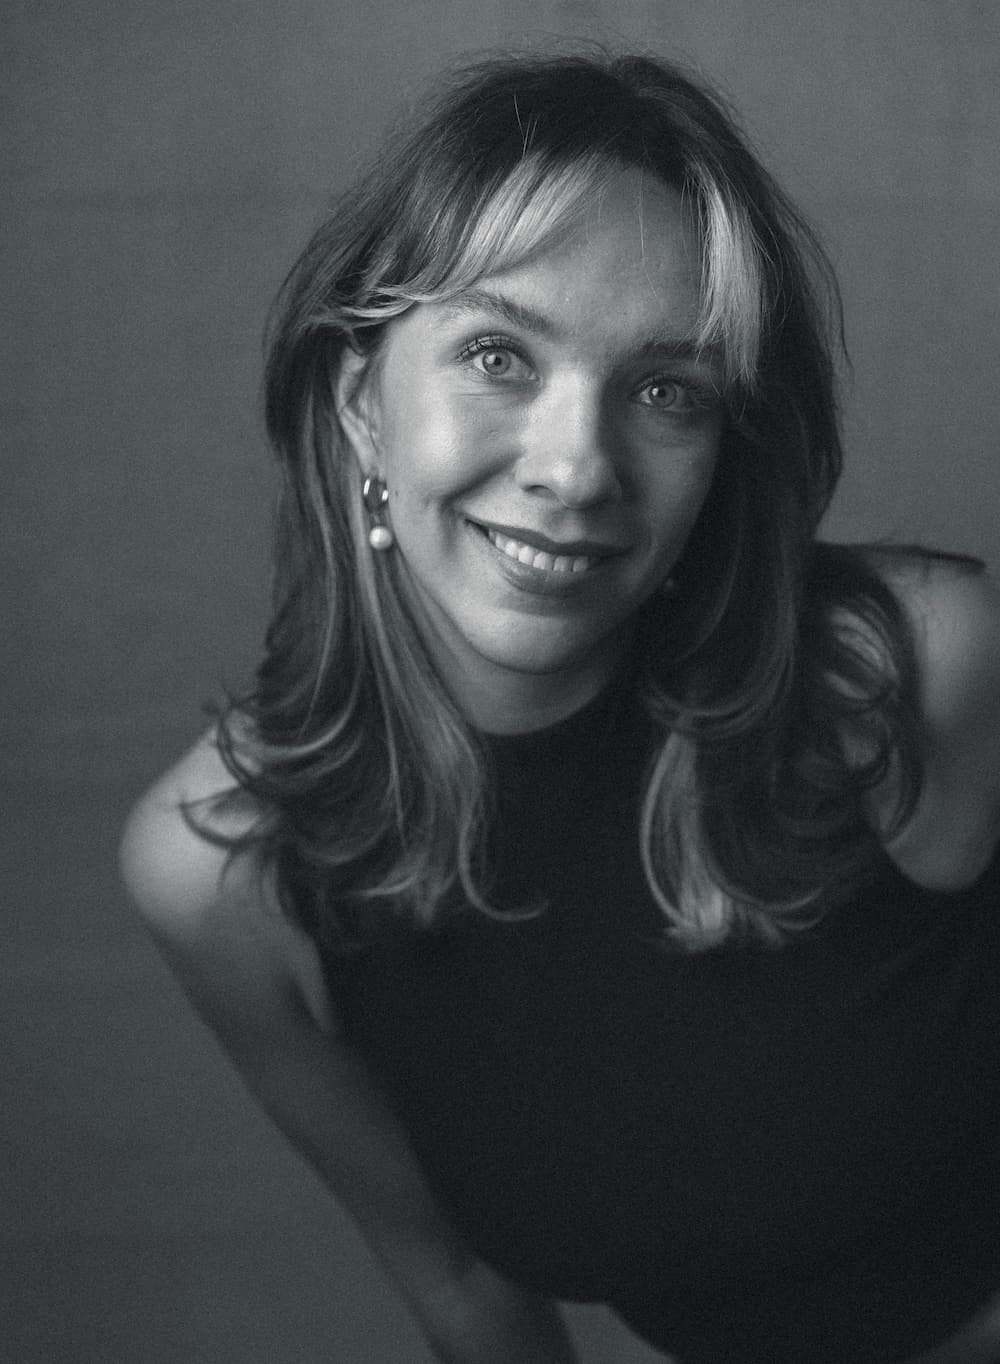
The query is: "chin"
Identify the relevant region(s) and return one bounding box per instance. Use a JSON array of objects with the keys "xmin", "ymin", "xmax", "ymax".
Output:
[{"xmin": 471, "ymin": 622, "xmax": 624, "ymax": 679}]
